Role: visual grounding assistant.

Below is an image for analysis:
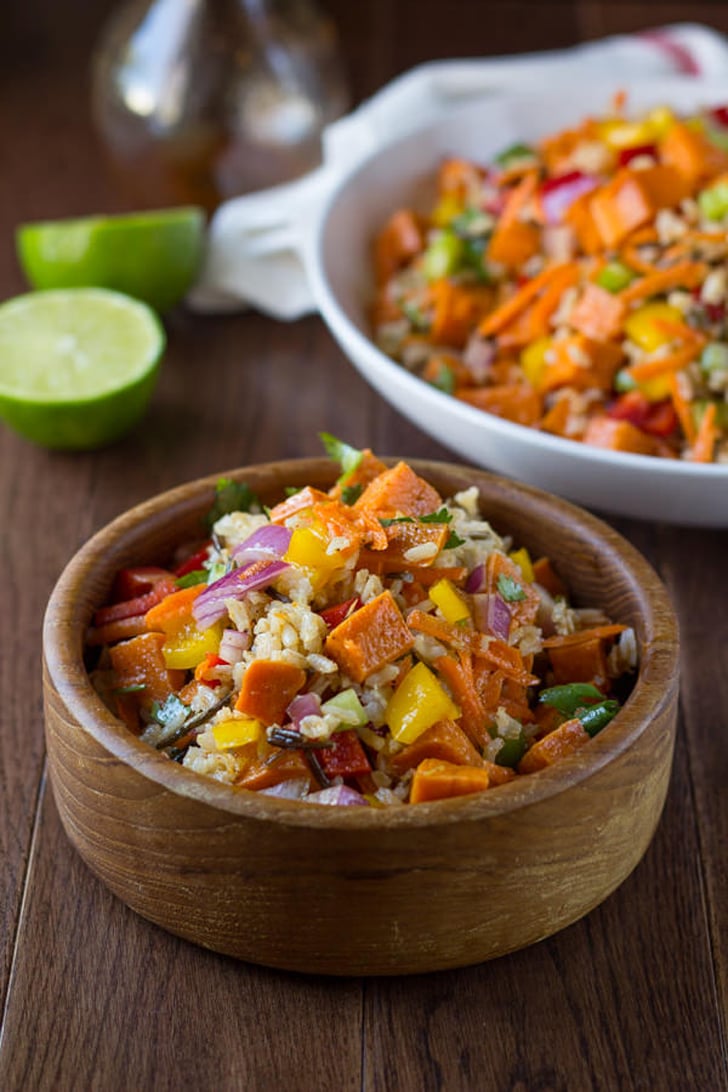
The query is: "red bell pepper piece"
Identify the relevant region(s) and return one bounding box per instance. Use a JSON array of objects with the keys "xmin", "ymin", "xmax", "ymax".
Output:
[
  {"xmin": 318, "ymin": 730, "xmax": 371, "ymax": 779},
  {"xmin": 540, "ymin": 169, "xmax": 584, "ymax": 196},
  {"xmin": 111, "ymin": 566, "xmax": 175, "ymax": 602},
  {"xmin": 195, "ymin": 653, "xmax": 227, "ymax": 687},
  {"xmin": 319, "ymin": 597, "xmax": 361, "ymax": 629},
  {"xmin": 608, "ymin": 391, "xmax": 678, "ymax": 437},
  {"xmin": 618, "ymin": 143, "xmax": 657, "ymax": 167},
  {"xmin": 94, "ymin": 573, "xmax": 177, "ymax": 627},
  {"xmin": 710, "ymin": 106, "xmax": 728, "ymax": 129},
  {"xmin": 174, "ymin": 542, "xmax": 213, "ymax": 577}
]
